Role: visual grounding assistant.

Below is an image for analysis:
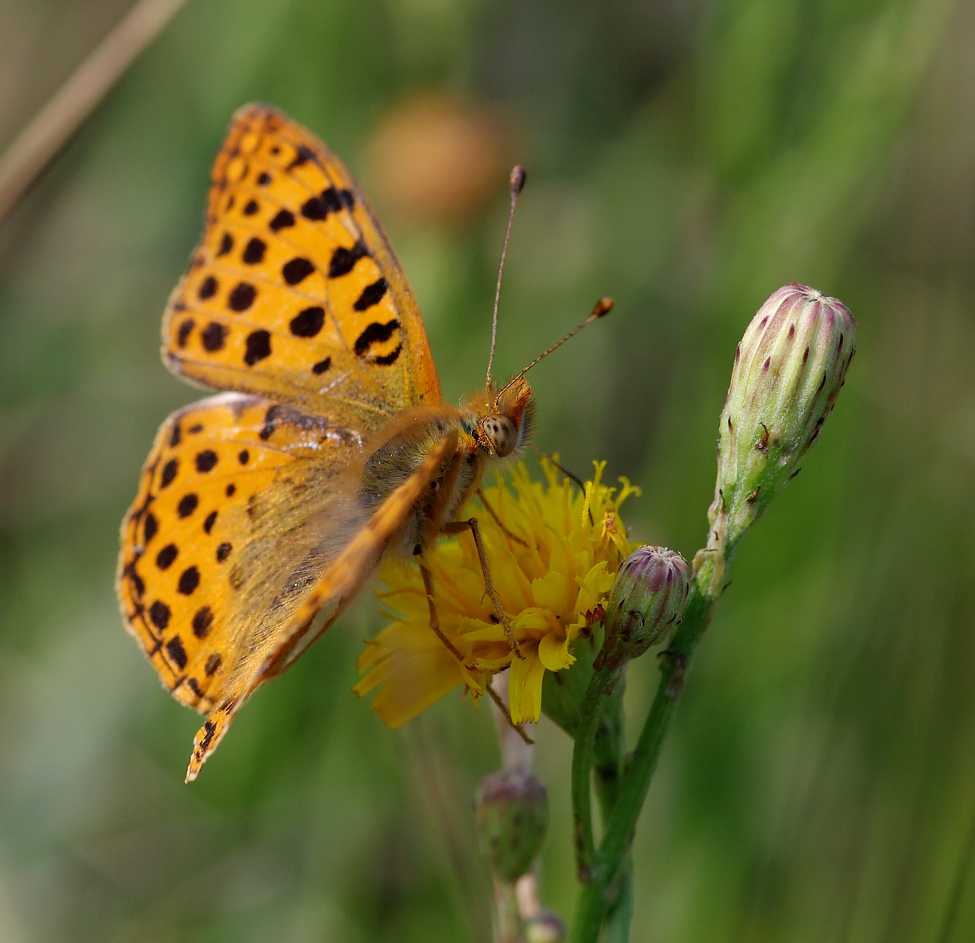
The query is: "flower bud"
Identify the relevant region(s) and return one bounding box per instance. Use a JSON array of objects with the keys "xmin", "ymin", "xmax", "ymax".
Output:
[
  {"xmin": 600, "ymin": 546, "xmax": 691, "ymax": 672},
  {"xmin": 474, "ymin": 770, "xmax": 549, "ymax": 883},
  {"xmin": 710, "ymin": 284, "xmax": 856, "ymax": 555},
  {"xmin": 526, "ymin": 909, "xmax": 567, "ymax": 943}
]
